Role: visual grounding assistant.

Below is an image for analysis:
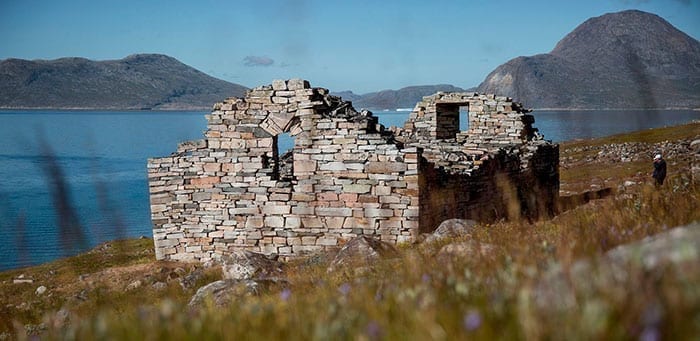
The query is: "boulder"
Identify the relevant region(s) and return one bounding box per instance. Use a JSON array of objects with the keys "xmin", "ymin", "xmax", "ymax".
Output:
[
  {"xmin": 152, "ymin": 282, "xmax": 167, "ymax": 291},
  {"xmin": 689, "ymin": 139, "xmax": 700, "ymax": 150},
  {"xmin": 179, "ymin": 268, "xmax": 204, "ymax": 290},
  {"xmin": 421, "ymin": 219, "xmax": 478, "ymax": 244},
  {"xmin": 48, "ymin": 308, "xmax": 70, "ymax": 329},
  {"xmin": 187, "ymin": 279, "xmax": 258, "ymax": 309},
  {"xmin": 222, "ymin": 251, "xmax": 285, "ymax": 281},
  {"xmin": 125, "ymin": 280, "xmax": 142, "ymax": 292},
  {"xmin": 524, "ymin": 222, "xmax": 700, "ymax": 334},
  {"xmin": 74, "ymin": 289, "xmax": 88, "ymax": 302},
  {"xmin": 35, "ymin": 286, "xmax": 47, "ymax": 296},
  {"xmin": 327, "ymin": 236, "xmax": 399, "ymax": 274},
  {"xmin": 435, "ymin": 241, "xmax": 498, "ymax": 262},
  {"xmin": 605, "ymin": 222, "xmax": 700, "ymax": 269}
]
